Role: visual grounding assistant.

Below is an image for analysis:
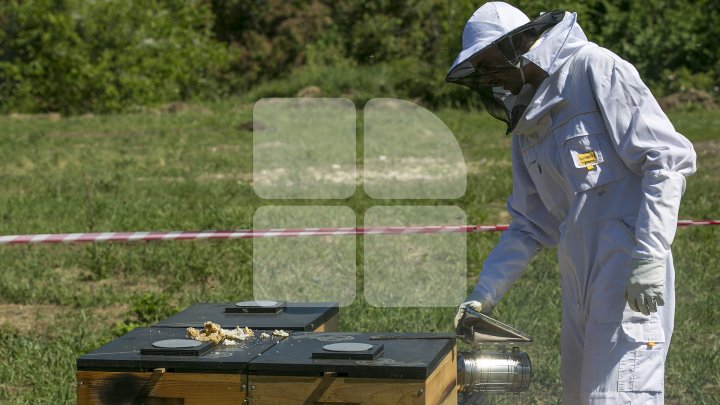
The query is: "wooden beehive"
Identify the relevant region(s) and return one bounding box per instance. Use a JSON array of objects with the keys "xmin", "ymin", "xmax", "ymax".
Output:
[
  {"xmin": 153, "ymin": 301, "xmax": 339, "ymax": 332},
  {"xmin": 77, "ymin": 329, "xmax": 457, "ymax": 405},
  {"xmin": 77, "ymin": 303, "xmax": 456, "ymax": 404},
  {"xmin": 76, "ymin": 327, "xmax": 284, "ymax": 404},
  {"xmin": 246, "ymin": 332, "xmax": 457, "ymax": 405}
]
